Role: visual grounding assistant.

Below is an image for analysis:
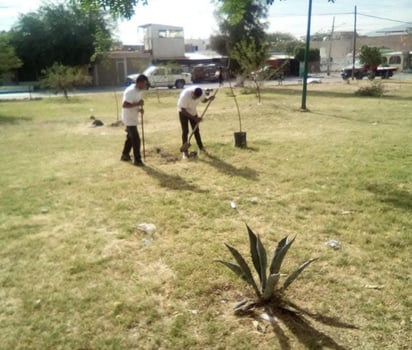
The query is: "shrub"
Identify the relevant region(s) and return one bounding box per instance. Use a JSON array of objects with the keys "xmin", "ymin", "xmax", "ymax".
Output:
[
  {"xmin": 217, "ymin": 225, "xmax": 317, "ymax": 313},
  {"xmin": 355, "ymin": 81, "xmax": 384, "ymax": 97}
]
